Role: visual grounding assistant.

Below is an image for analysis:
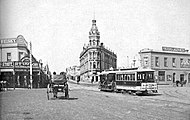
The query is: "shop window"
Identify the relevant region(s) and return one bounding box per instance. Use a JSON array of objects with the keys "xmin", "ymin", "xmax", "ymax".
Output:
[
  {"xmin": 7, "ymin": 53, "xmax": 11, "ymax": 61},
  {"xmin": 155, "ymin": 57, "xmax": 159, "ymax": 67},
  {"xmin": 158, "ymin": 71, "xmax": 165, "ymax": 81},
  {"xmin": 167, "ymin": 75, "xmax": 172, "ymax": 81},
  {"xmin": 164, "ymin": 57, "xmax": 168, "ymax": 67}
]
